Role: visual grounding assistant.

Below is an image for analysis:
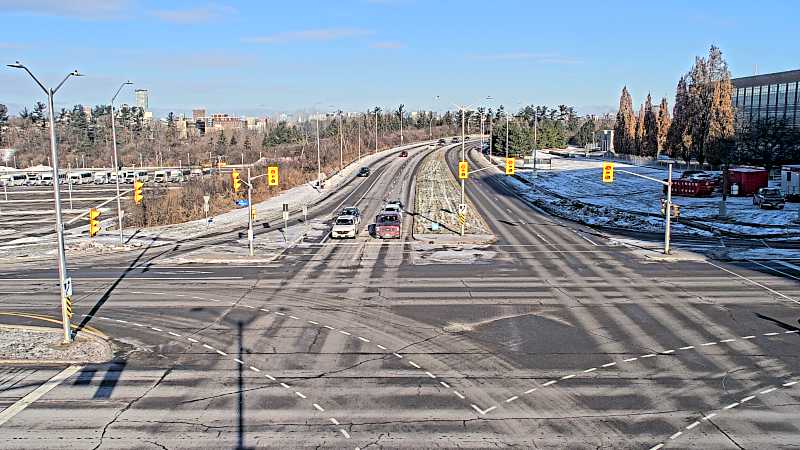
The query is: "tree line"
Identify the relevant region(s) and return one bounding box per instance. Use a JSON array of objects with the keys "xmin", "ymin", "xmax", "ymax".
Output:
[{"xmin": 614, "ymin": 45, "xmax": 800, "ymax": 171}]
